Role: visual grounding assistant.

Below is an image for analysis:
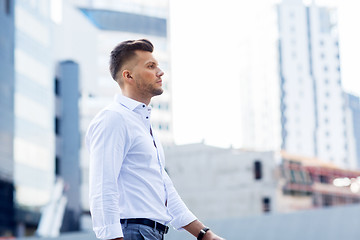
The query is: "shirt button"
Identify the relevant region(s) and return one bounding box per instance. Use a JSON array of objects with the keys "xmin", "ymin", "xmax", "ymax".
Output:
[
  {"xmin": 142, "ymin": 105, "xmax": 145, "ymax": 108},
  {"xmin": 146, "ymin": 116, "xmax": 149, "ymax": 119}
]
